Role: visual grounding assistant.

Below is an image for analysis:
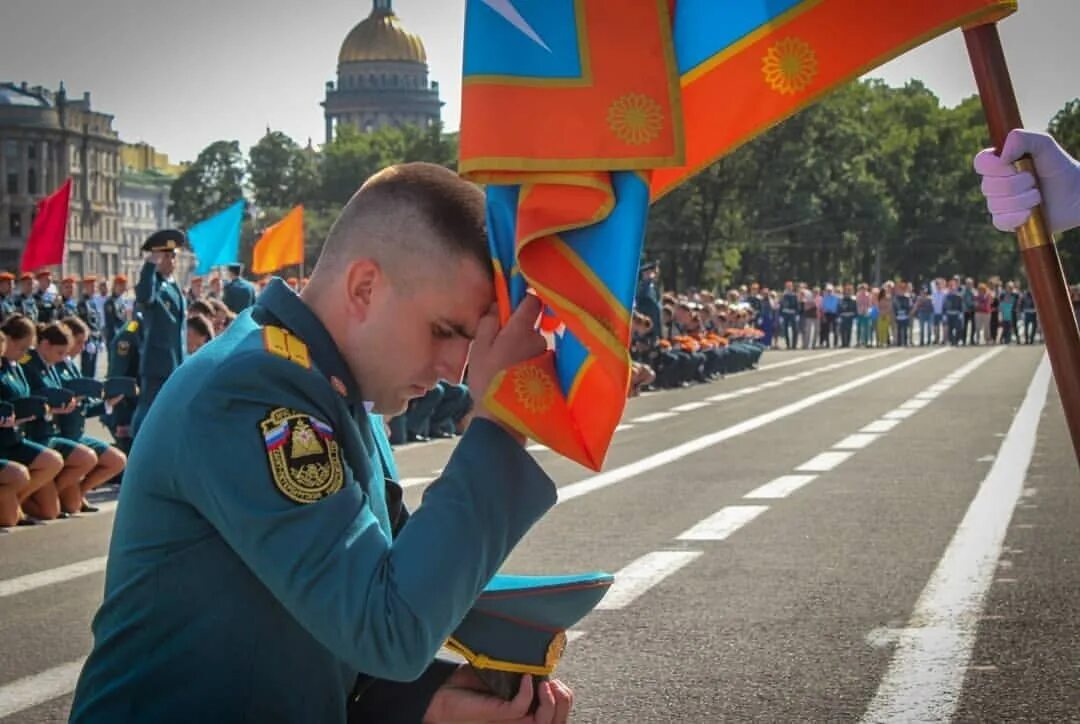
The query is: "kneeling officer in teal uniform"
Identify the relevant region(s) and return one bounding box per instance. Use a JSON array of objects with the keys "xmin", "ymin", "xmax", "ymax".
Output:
[{"xmin": 71, "ymin": 164, "xmax": 582, "ymax": 723}]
